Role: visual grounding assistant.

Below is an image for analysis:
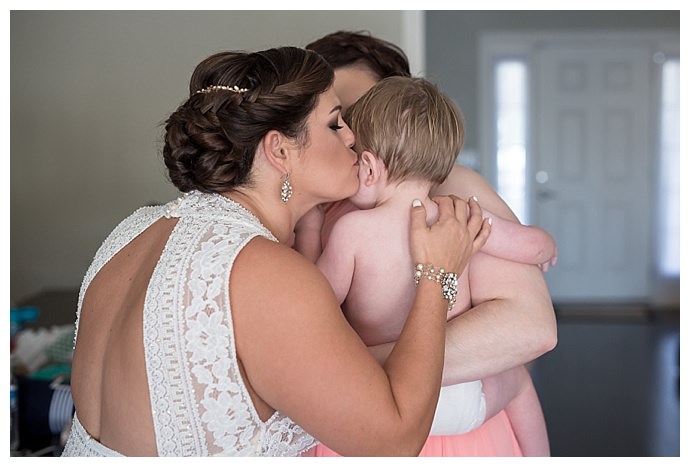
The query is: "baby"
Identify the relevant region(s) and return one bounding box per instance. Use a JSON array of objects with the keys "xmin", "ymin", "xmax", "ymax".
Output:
[{"xmin": 299, "ymin": 76, "xmax": 556, "ymax": 455}]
